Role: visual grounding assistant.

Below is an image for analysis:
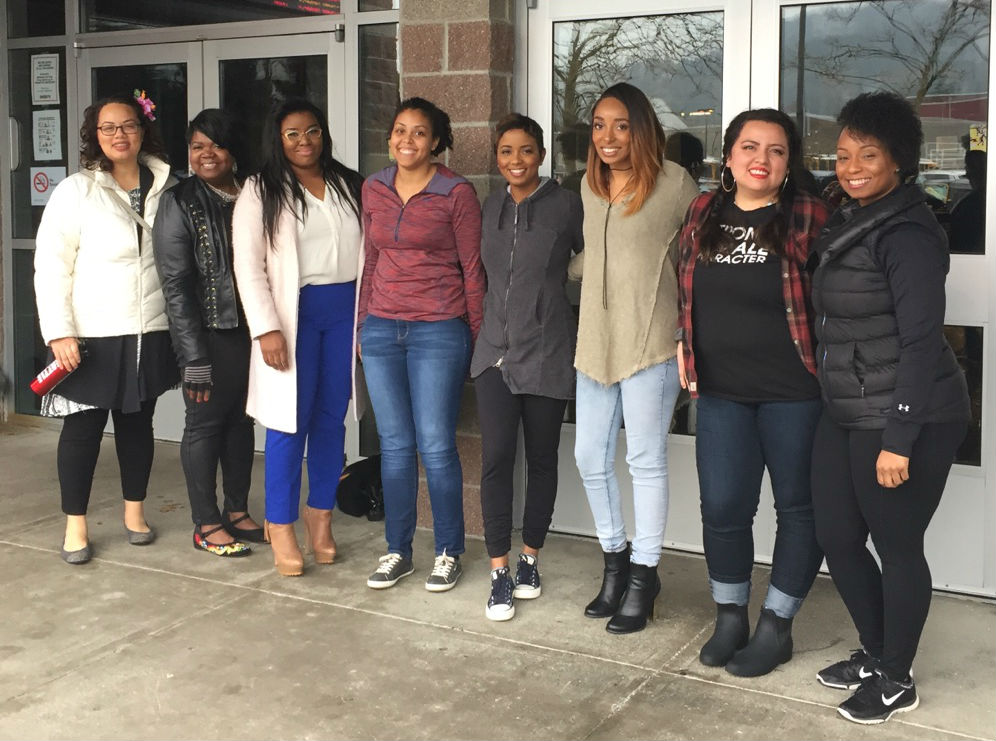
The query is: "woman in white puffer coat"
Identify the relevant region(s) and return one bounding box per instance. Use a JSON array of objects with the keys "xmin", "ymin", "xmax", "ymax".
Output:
[{"xmin": 34, "ymin": 92, "xmax": 178, "ymax": 565}]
